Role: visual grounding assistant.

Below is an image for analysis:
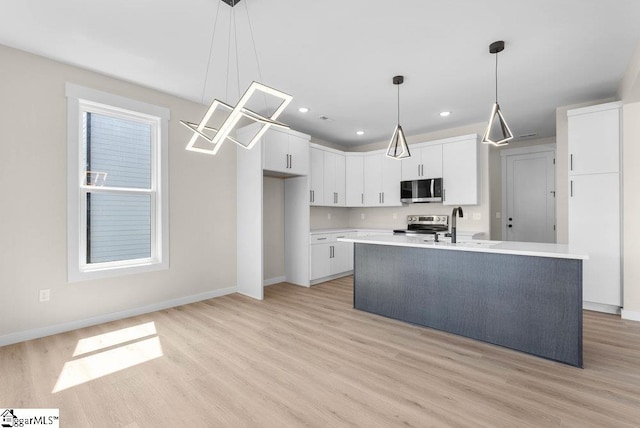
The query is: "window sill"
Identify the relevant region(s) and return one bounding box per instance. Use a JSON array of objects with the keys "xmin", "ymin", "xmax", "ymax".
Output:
[{"xmin": 68, "ymin": 259, "xmax": 169, "ymax": 283}]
